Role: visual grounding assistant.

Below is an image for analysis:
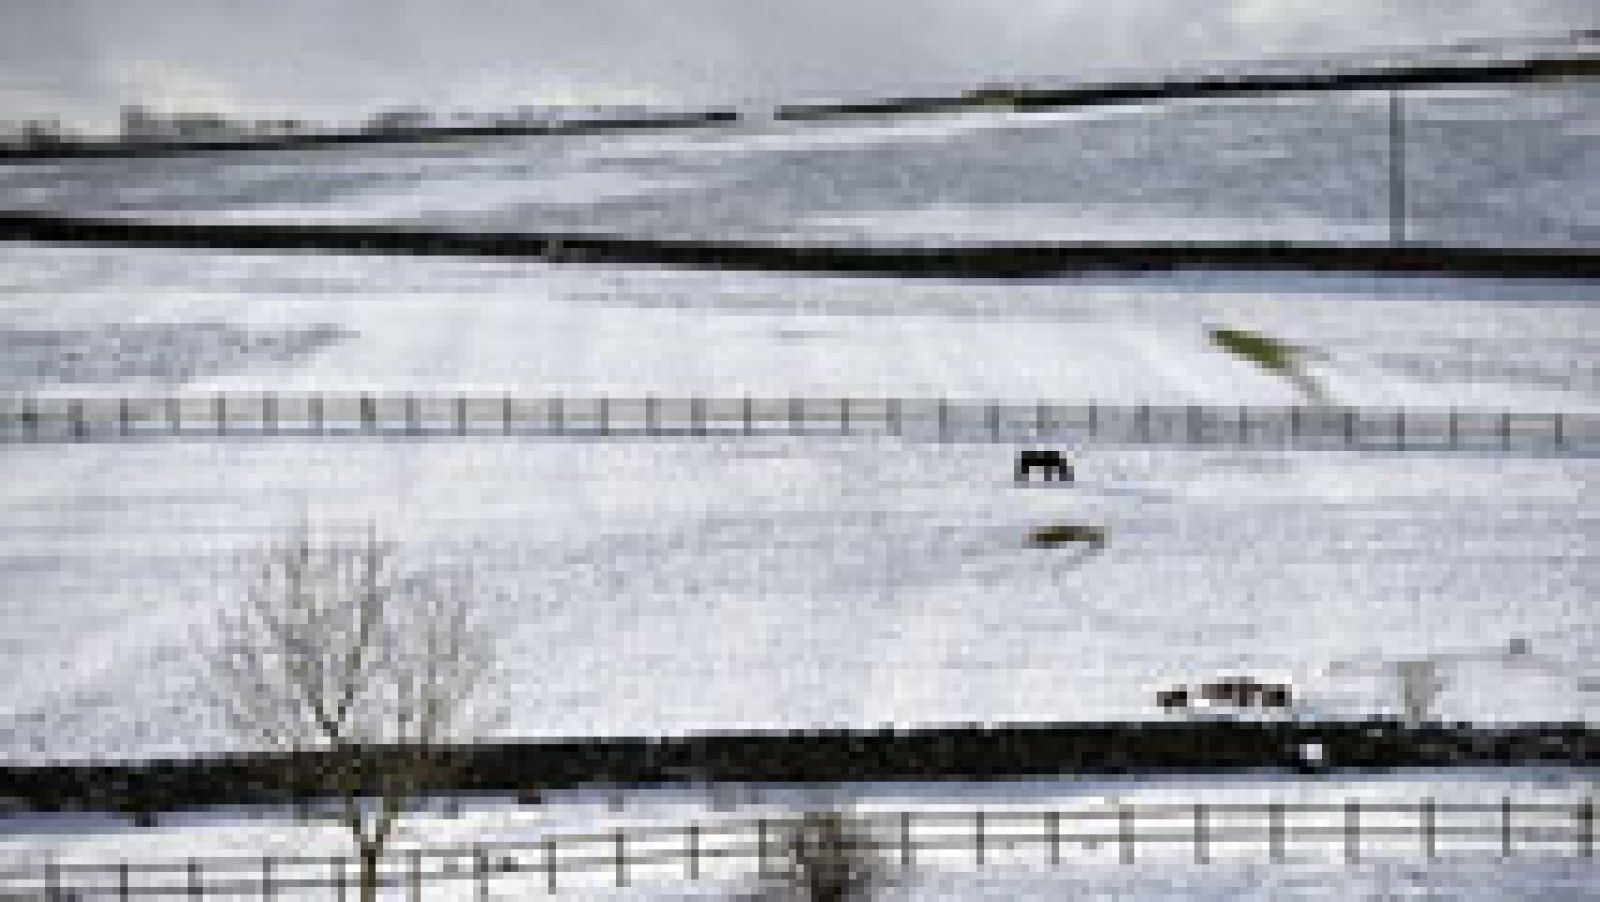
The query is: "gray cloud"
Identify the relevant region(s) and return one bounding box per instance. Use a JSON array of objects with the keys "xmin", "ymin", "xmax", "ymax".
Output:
[{"xmin": 0, "ymin": 0, "xmax": 1593, "ymax": 130}]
